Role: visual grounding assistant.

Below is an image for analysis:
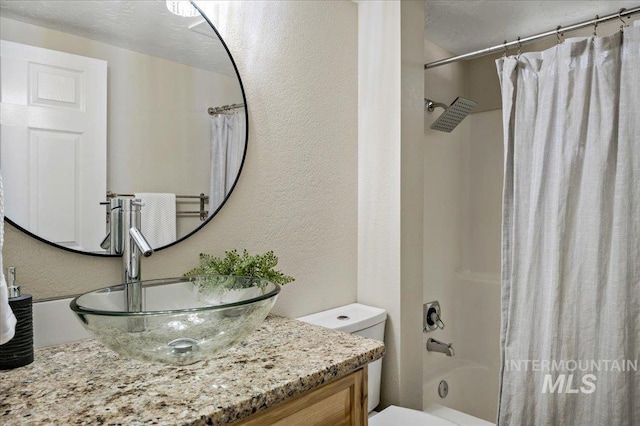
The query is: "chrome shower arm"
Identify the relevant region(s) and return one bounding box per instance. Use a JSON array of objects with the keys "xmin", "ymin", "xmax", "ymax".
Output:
[{"xmin": 425, "ymin": 99, "xmax": 448, "ymax": 113}]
